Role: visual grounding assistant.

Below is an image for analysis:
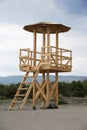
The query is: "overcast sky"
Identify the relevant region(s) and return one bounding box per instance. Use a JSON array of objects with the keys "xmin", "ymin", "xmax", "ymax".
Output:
[{"xmin": 0, "ymin": 0, "xmax": 87, "ymax": 76}]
